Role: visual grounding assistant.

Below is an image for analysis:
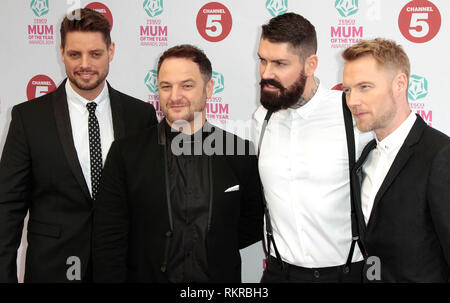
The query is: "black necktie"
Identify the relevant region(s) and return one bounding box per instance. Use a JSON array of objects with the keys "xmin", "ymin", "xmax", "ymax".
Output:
[{"xmin": 86, "ymin": 102, "xmax": 102, "ymax": 199}]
